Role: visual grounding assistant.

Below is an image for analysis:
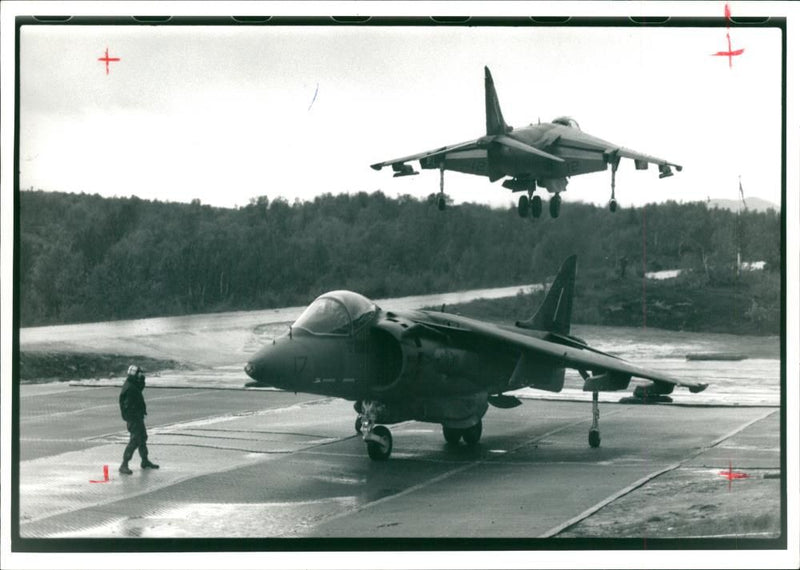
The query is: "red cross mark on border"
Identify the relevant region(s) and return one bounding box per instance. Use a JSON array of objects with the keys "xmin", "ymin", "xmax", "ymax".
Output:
[
  {"xmin": 98, "ymin": 47, "xmax": 121, "ymax": 75},
  {"xmin": 712, "ymin": 3, "xmax": 744, "ymax": 68},
  {"xmin": 718, "ymin": 460, "xmax": 749, "ymax": 491}
]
